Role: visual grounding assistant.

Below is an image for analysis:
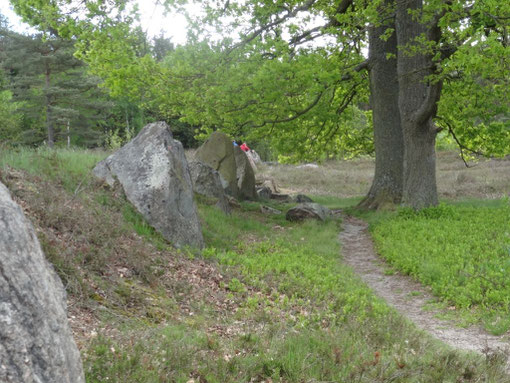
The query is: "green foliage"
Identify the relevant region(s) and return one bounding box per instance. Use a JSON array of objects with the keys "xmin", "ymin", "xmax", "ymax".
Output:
[
  {"xmin": 372, "ymin": 201, "xmax": 510, "ymax": 334},
  {"xmin": 0, "ymin": 28, "xmax": 114, "ymax": 147},
  {"xmin": 12, "ymin": 0, "xmax": 510, "ymax": 160},
  {"xmin": 0, "ymin": 89, "xmax": 23, "ymax": 143}
]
